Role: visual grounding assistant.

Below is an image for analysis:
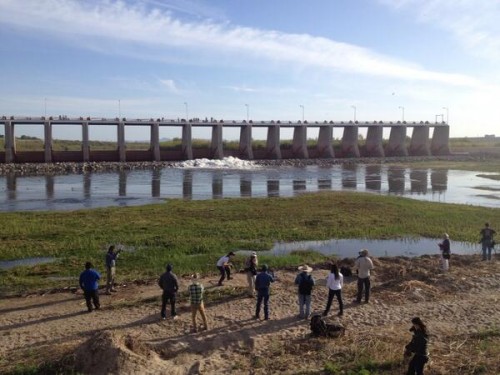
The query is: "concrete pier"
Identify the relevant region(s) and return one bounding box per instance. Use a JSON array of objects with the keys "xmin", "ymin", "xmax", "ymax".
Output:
[
  {"xmin": 150, "ymin": 122, "xmax": 160, "ymax": 161},
  {"xmin": 239, "ymin": 124, "xmax": 253, "ymax": 160},
  {"xmin": 292, "ymin": 125, "xmax": 308, "ymax": 159},
  {"xmin": 385, "ymin": 125, "xmax": 408, "ymax": 157},
  {"xmin": 365, "ymin": 126, "xmax": 384, "ymax": 157},
  {"xmin": 409, "ymin": 126, "xmax": 431, "ymax": 156},
  {"xmin": 4, "ymin": 121, "xmax": 15, "ymax": 163},
  {"xmin": 43, "ymin": 121, "xmax": 52, "ymax": 163},
  {"xmin": 266, "ymin": 125, "xmax": 281, "ymax": 159},
  {"xmin": 118, "ymin": 121, "xmax": 126, "ymax": 162},
  {"xmin": 211, "ymin": 124, "xmax": 224, "ymax": 159},
  {"xmin": 341, "ymin": 126, "xmax": 360, "ymax": 157},
  {"xmin": 181, "ymin": 123, "xmax": 193, "ymax": 160},
  {"xmin": 82, "ymin": 122, "xmax": 90, "ymax": 162},
  {"xmin": 431, "ymin": 125, "xmax": 450, "ymax": 155},
  {"xmin": 317, "ymin": 125, "xmax": 334, "ymax": 158}
]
